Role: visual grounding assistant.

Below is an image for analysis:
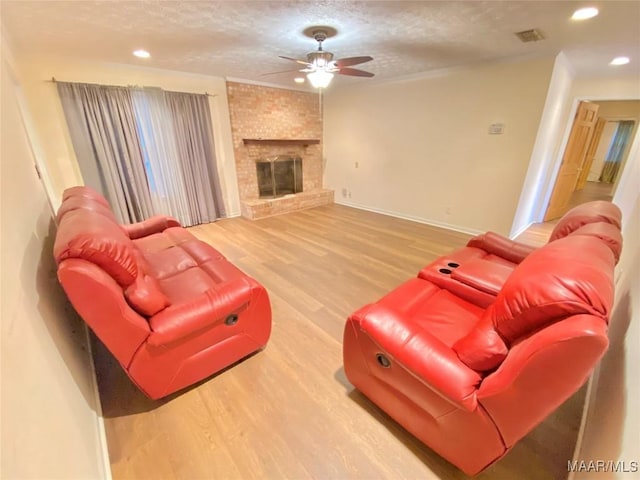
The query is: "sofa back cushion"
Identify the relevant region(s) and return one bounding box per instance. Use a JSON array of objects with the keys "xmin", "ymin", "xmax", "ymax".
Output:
[
  {"xmin": 54, "ymin": 209, "xmax": 138, "ymax": 287},
  {"xmin": 549, "ymin": 200, "xmax": 622, "ymax": 242},
  {"xmin": 453, "ymin": 235, "xmax": 614, "ymax": 372},
  {"xmin": 567, "ymin": 222, "xmax": 623, "ymax": 263},
  {"xmin": 492, "ymin": 235, "xmax": 614, "ymax": 343},
  {"xmin": 56, "ymin": 195, "xmax": 120, "ymax": 224},
  {"xmin": 62, "ymin": 185, "xmax": 110, "ymax": 206}
]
